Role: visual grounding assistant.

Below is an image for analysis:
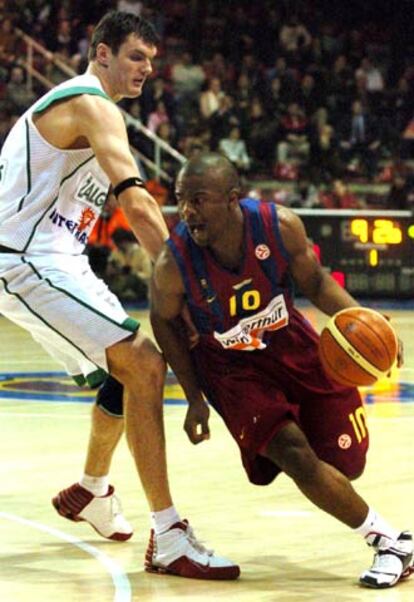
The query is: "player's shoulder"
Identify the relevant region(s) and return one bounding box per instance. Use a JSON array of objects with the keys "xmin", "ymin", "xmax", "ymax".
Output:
[
  {"xmin": 273, "ymin": 204, "xmax": 308, "ymax": 253},
  {"xmin": 72, "ymin": 92, "xmax": 120, "ymax": 119},
  {"xmin": 274, "ymin": 204, "xmax": 303, "ymax": 230}
]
